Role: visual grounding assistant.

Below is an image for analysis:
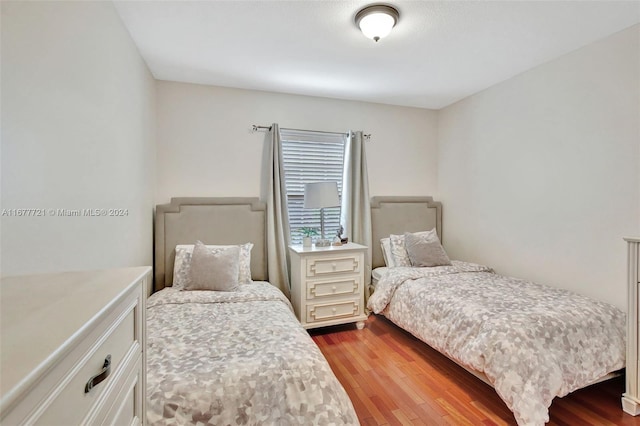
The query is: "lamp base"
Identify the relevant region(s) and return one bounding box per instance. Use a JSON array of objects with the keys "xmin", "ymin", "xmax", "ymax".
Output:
[{"xmin": 314, "ymin": 238, "xmax": 332, "ymax": 247}]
